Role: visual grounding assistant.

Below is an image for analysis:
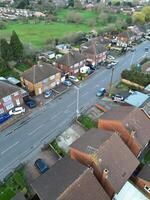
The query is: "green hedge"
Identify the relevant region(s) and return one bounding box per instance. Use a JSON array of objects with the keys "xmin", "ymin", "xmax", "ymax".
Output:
[
  {"xmin": 78, "ymin": 115, "xmax": 97, "ymax": 129},
  {"xmin": 121, "ymin": 69, "xmax": 150, "ymax": 87}
]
